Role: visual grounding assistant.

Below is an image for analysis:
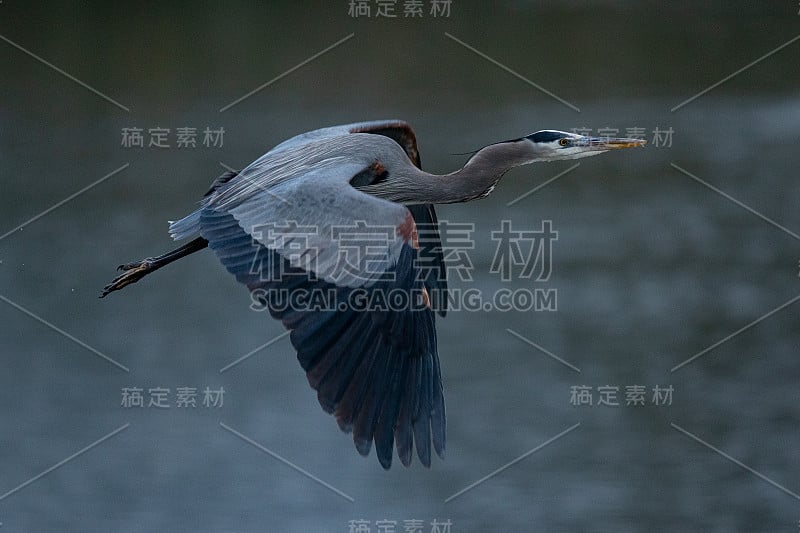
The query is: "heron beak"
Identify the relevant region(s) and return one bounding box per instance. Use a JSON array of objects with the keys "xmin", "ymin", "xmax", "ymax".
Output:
[{"xmin": 582, "ymin": 137, "xmax": 647, "ymax": 150}]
